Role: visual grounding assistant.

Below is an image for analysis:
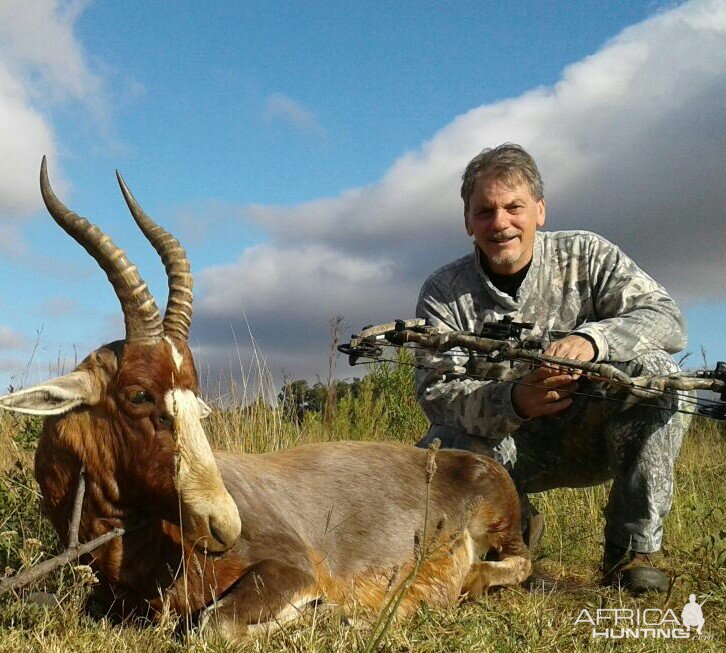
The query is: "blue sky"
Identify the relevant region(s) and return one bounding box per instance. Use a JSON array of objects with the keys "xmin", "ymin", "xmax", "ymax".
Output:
[{"xmin": 0, "ymin": 0, "xmax": 725, "ymax": 394}]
